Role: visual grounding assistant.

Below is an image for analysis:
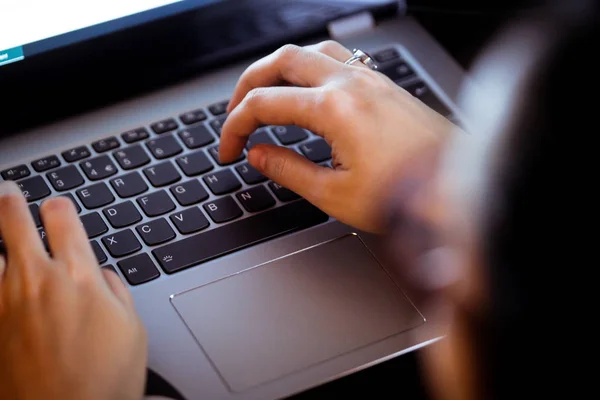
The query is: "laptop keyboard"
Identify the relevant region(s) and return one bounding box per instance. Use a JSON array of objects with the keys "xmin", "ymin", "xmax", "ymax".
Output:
[{"xmin": 0, "ymin": 47, "xmax": 455, "ymax": 286}]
